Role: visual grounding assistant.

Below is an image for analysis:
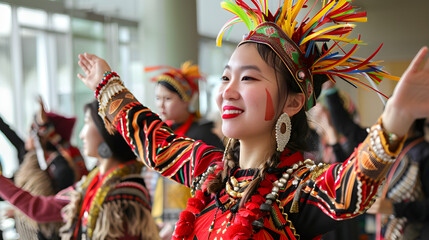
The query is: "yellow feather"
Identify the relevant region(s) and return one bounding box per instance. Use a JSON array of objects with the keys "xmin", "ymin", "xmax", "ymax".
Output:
[
  {"xmin": 285, "ymin": 0, "xmax": 293, "ymax": 32},
  {"xmin": 372, "ymin": 72, "xmax": 400, "ymax": 81},
  {"xmin": 312, "ymin": 36, "xmax": 349, "ymax": 63},
  {"xmin": 300, "ymin": 24, "xmax": 356, "ymax": 45},
  {"xmin": 303, "ymin": 1, "xmax": 336, "ymax": 33},
  {"xmin": 291, "ymin": 0, "xmax": 307, "ymax": 23},
  {"xmin": 314, "ymin": 47, "xmax": 360, "ymax": 72},
  {"xmin": 277, "ymin": 0, "xmax": 289, "ymax": 26},
  {"xmin": 331, "ymin": 0, "xmax": 347, "ymax": 12},
  {"xmin": 347, "ymin": 18, "xmax": 368, "ymax": 22}
]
